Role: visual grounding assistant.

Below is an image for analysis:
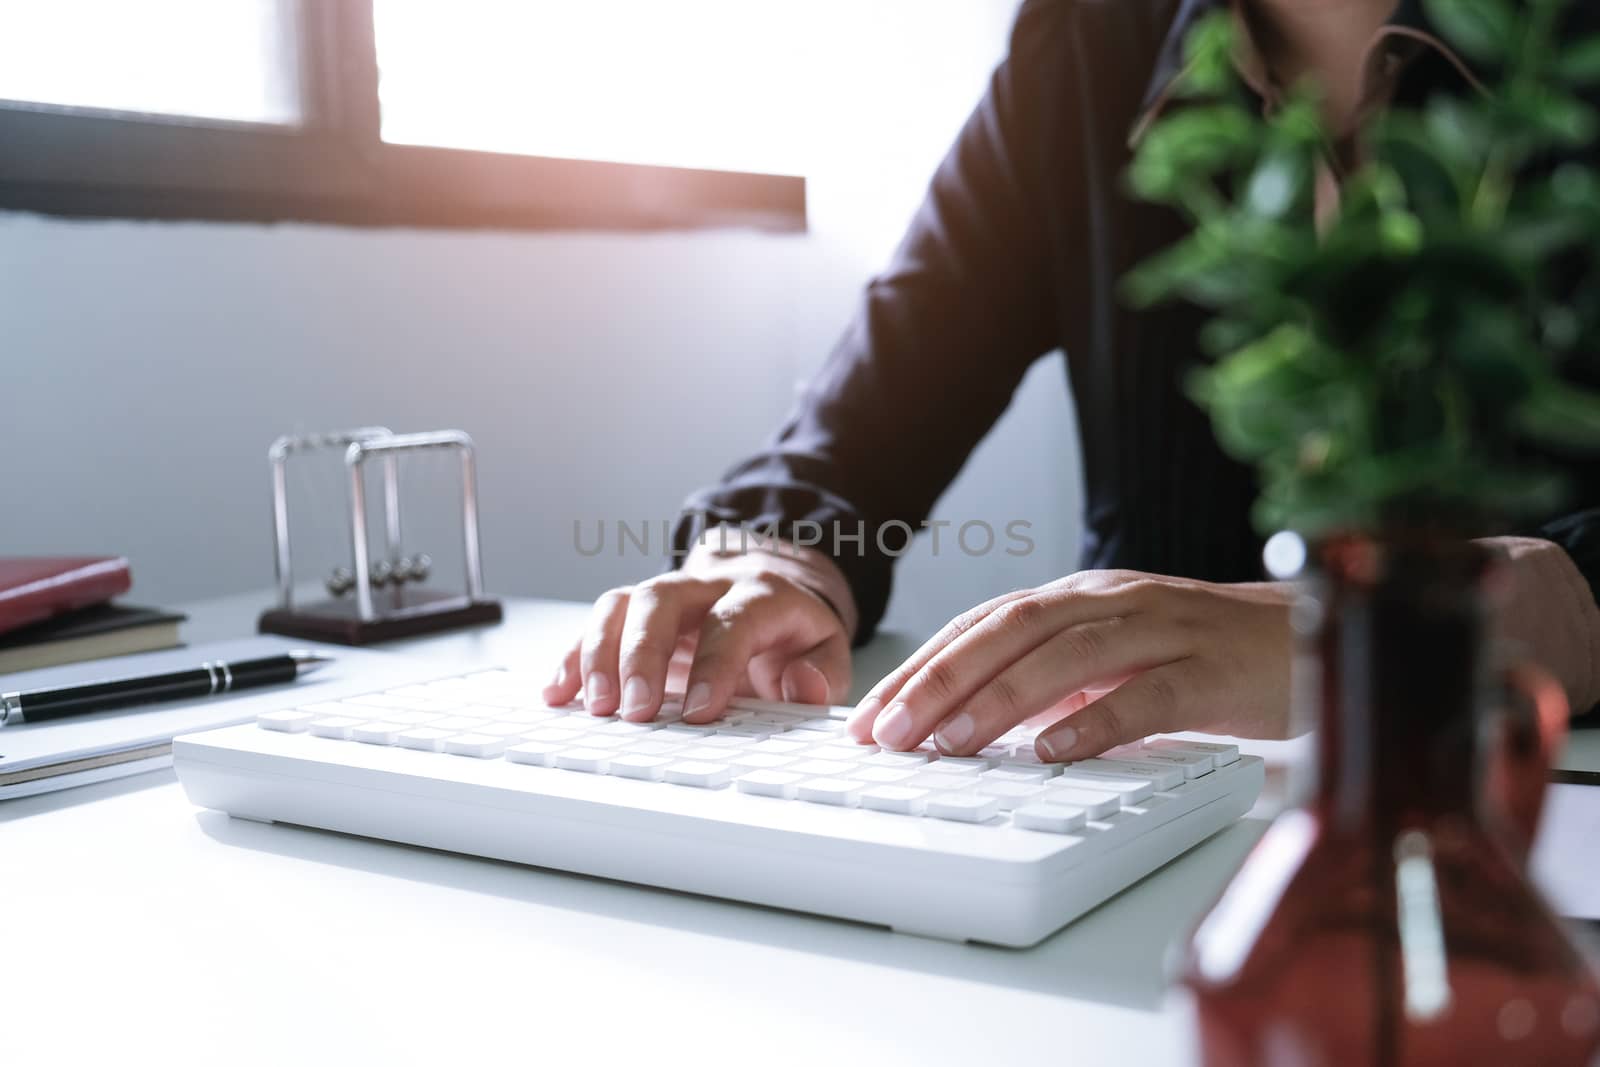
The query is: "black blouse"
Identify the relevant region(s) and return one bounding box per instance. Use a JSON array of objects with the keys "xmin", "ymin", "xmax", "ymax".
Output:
[{"xmin": 672, "ymin": 0, "xmax": 1600, "ymax": 645}]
